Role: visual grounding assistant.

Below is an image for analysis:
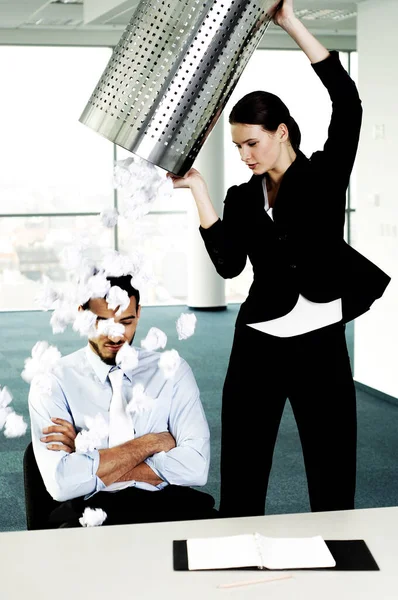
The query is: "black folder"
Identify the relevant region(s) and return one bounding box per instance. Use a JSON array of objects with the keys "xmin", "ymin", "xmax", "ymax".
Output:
[{"xmin": 173, "ymin": 539, "xmax": 379, "ymax": 571}]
